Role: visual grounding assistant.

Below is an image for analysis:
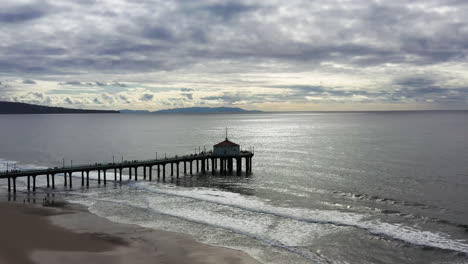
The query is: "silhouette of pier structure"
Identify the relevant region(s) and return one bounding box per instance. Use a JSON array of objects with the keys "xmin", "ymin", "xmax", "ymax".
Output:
[{"xmin": 0, "ymin": 150, "xmax": 254, "ymax": 193}]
